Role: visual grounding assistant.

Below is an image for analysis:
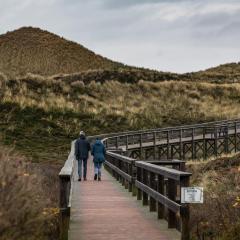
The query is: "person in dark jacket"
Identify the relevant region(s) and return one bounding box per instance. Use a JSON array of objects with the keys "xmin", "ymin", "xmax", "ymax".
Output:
[
  {"xmin": 91, "ymin": 138, "xmax": 106, "ymax": 181},
  {"xmin": 75, "ymin": 131, "xmax": 91, "ymax": 181}
]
